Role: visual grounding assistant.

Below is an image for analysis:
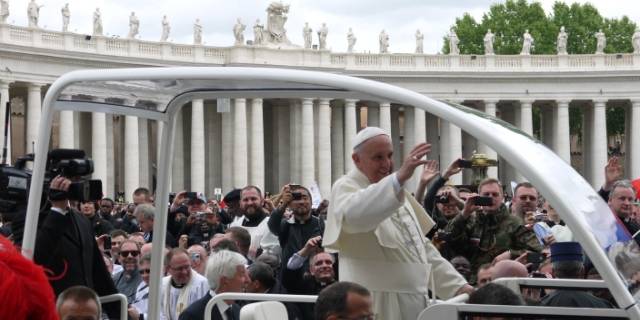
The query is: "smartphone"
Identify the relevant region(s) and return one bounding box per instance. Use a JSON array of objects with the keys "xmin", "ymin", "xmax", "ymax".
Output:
[
  {"xmin": 473, "ymin": 196, "xmax": 493, "ymax": 206},
  {"xmin": 527, "ymin": 252, "xmax": 544, "ymax": 264},
  {"xmin": 457, "ymin": 159, "xmax": 473, "ymax": 168},
  {"xmin": 104, "ymin": 235, "xmax": 112, "ymax": 250}
]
